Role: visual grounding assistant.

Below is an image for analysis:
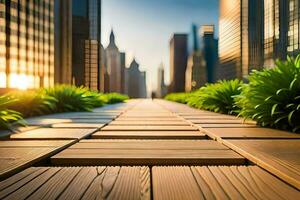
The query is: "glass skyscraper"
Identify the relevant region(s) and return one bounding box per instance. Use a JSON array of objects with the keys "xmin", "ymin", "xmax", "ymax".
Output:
[
  {"xmin": 219, "ymin": 0, "xmax": 264, "ymax": 80},
  {"xmin": 0, "ymin": 0, "xmax": 54, "ymax": 90},
  {"xmin": 72, "ymin": 0, "xmax": 102, "ymax": 91}
]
